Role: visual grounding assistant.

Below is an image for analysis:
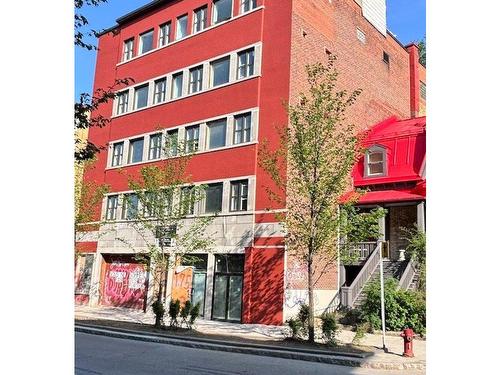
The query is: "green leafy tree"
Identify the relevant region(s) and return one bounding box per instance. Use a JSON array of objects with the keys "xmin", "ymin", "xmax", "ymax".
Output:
[
  {"xmin": 417, "ymin": 37, "xmax": 426, "ymax": 67},
  {"xmin": 259, "ymin": 56, "xmax": 362, "ymax": 342},
  {"xmin": 115, "ymin": 139, "xmax": 215, "ymax": 328},
  {"xmin": 402, "ymin": 225, "xmax": 426, "ymax": 291}
]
